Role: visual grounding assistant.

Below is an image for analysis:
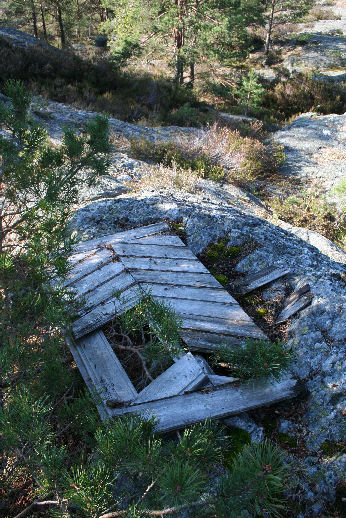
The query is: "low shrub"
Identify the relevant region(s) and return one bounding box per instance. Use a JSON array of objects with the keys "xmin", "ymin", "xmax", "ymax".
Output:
[
  {"xmin": 271, "ymin": 192, "xmax": 345, "ymax": 247},
  {"xmin": 217, "ymin": 440, "xmax": 290, "ymax": 518},
  {"xmin": 263, "ymin": 74, "xmax": 346, "ymax": 119},
  {"xmin": 212, "ymin": 339, "xmax": 292, "ymax": 381},
  {"xmin": 130, "ymin": 123, "xmax": 285, "ymax": 187}
]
